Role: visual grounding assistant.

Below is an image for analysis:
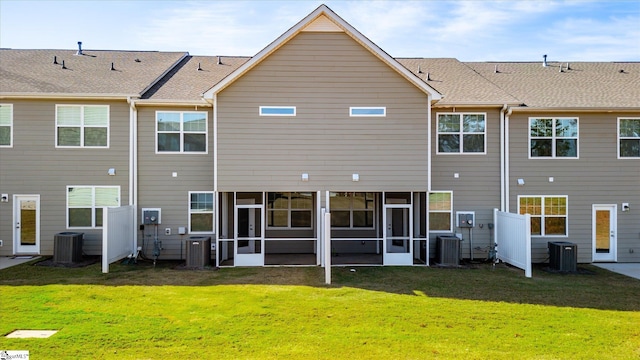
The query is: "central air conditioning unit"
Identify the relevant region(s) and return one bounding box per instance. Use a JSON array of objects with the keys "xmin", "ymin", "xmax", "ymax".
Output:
[
  {"xmin": 186, "ymin": 236, "xmax": 211, "ymax": 268},
  {"xmin": 548, "ymin": 241, "xmax": 577, "ymax": 272},
  {"xmin": 436, "ymin": 235, "xmax": 460, "ymax": 266},
  {"xmin": 53, "ymin": 232, "xmax": 84, "ymax": 263}
]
